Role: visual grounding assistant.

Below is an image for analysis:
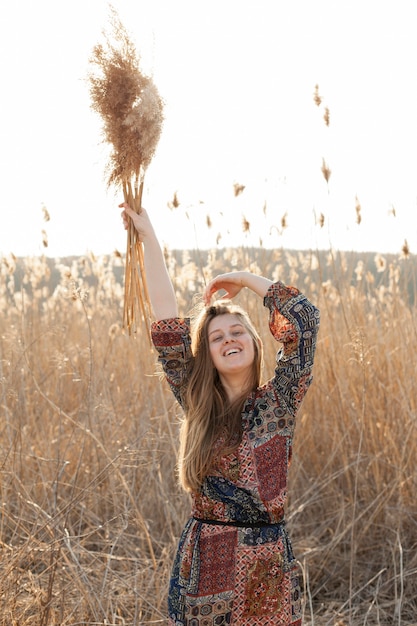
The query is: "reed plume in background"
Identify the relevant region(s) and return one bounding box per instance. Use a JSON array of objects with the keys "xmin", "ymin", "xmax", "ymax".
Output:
[{"xmin": 88, "ymin": 7, "xmax": 164, "ymax": 334}]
